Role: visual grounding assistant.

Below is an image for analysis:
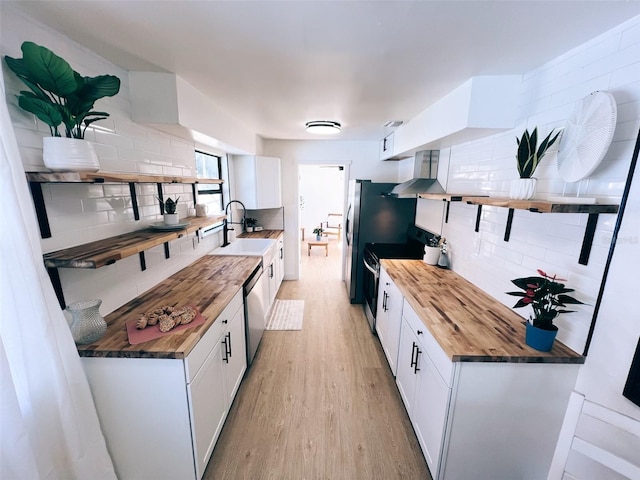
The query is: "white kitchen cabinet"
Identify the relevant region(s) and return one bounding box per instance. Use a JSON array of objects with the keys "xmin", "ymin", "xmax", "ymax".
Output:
[
  {"xmin": 375, "ymin": 265, "xmax": 403, "ymax": 376},
  {"xmin": 379, "ymin": 132, "xmax": 394, "ymax": 160},
  {"xmin": 222, "ymin": 302, "xmax": 247, "ymax": 403},
  {"xmin": 233, "ymin": 156, "xmax": 282, "ymax": 209},
  {"xmin": 82, "ymin": 291, "xmax": 246, "ymax": 480},
  {"xmin": 275, "ymin": 235, "xmax": 285, "ymax": 288},
  {"xmin": 397, "ymin": 300, "xmax": 580, "ymax": 480}
]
